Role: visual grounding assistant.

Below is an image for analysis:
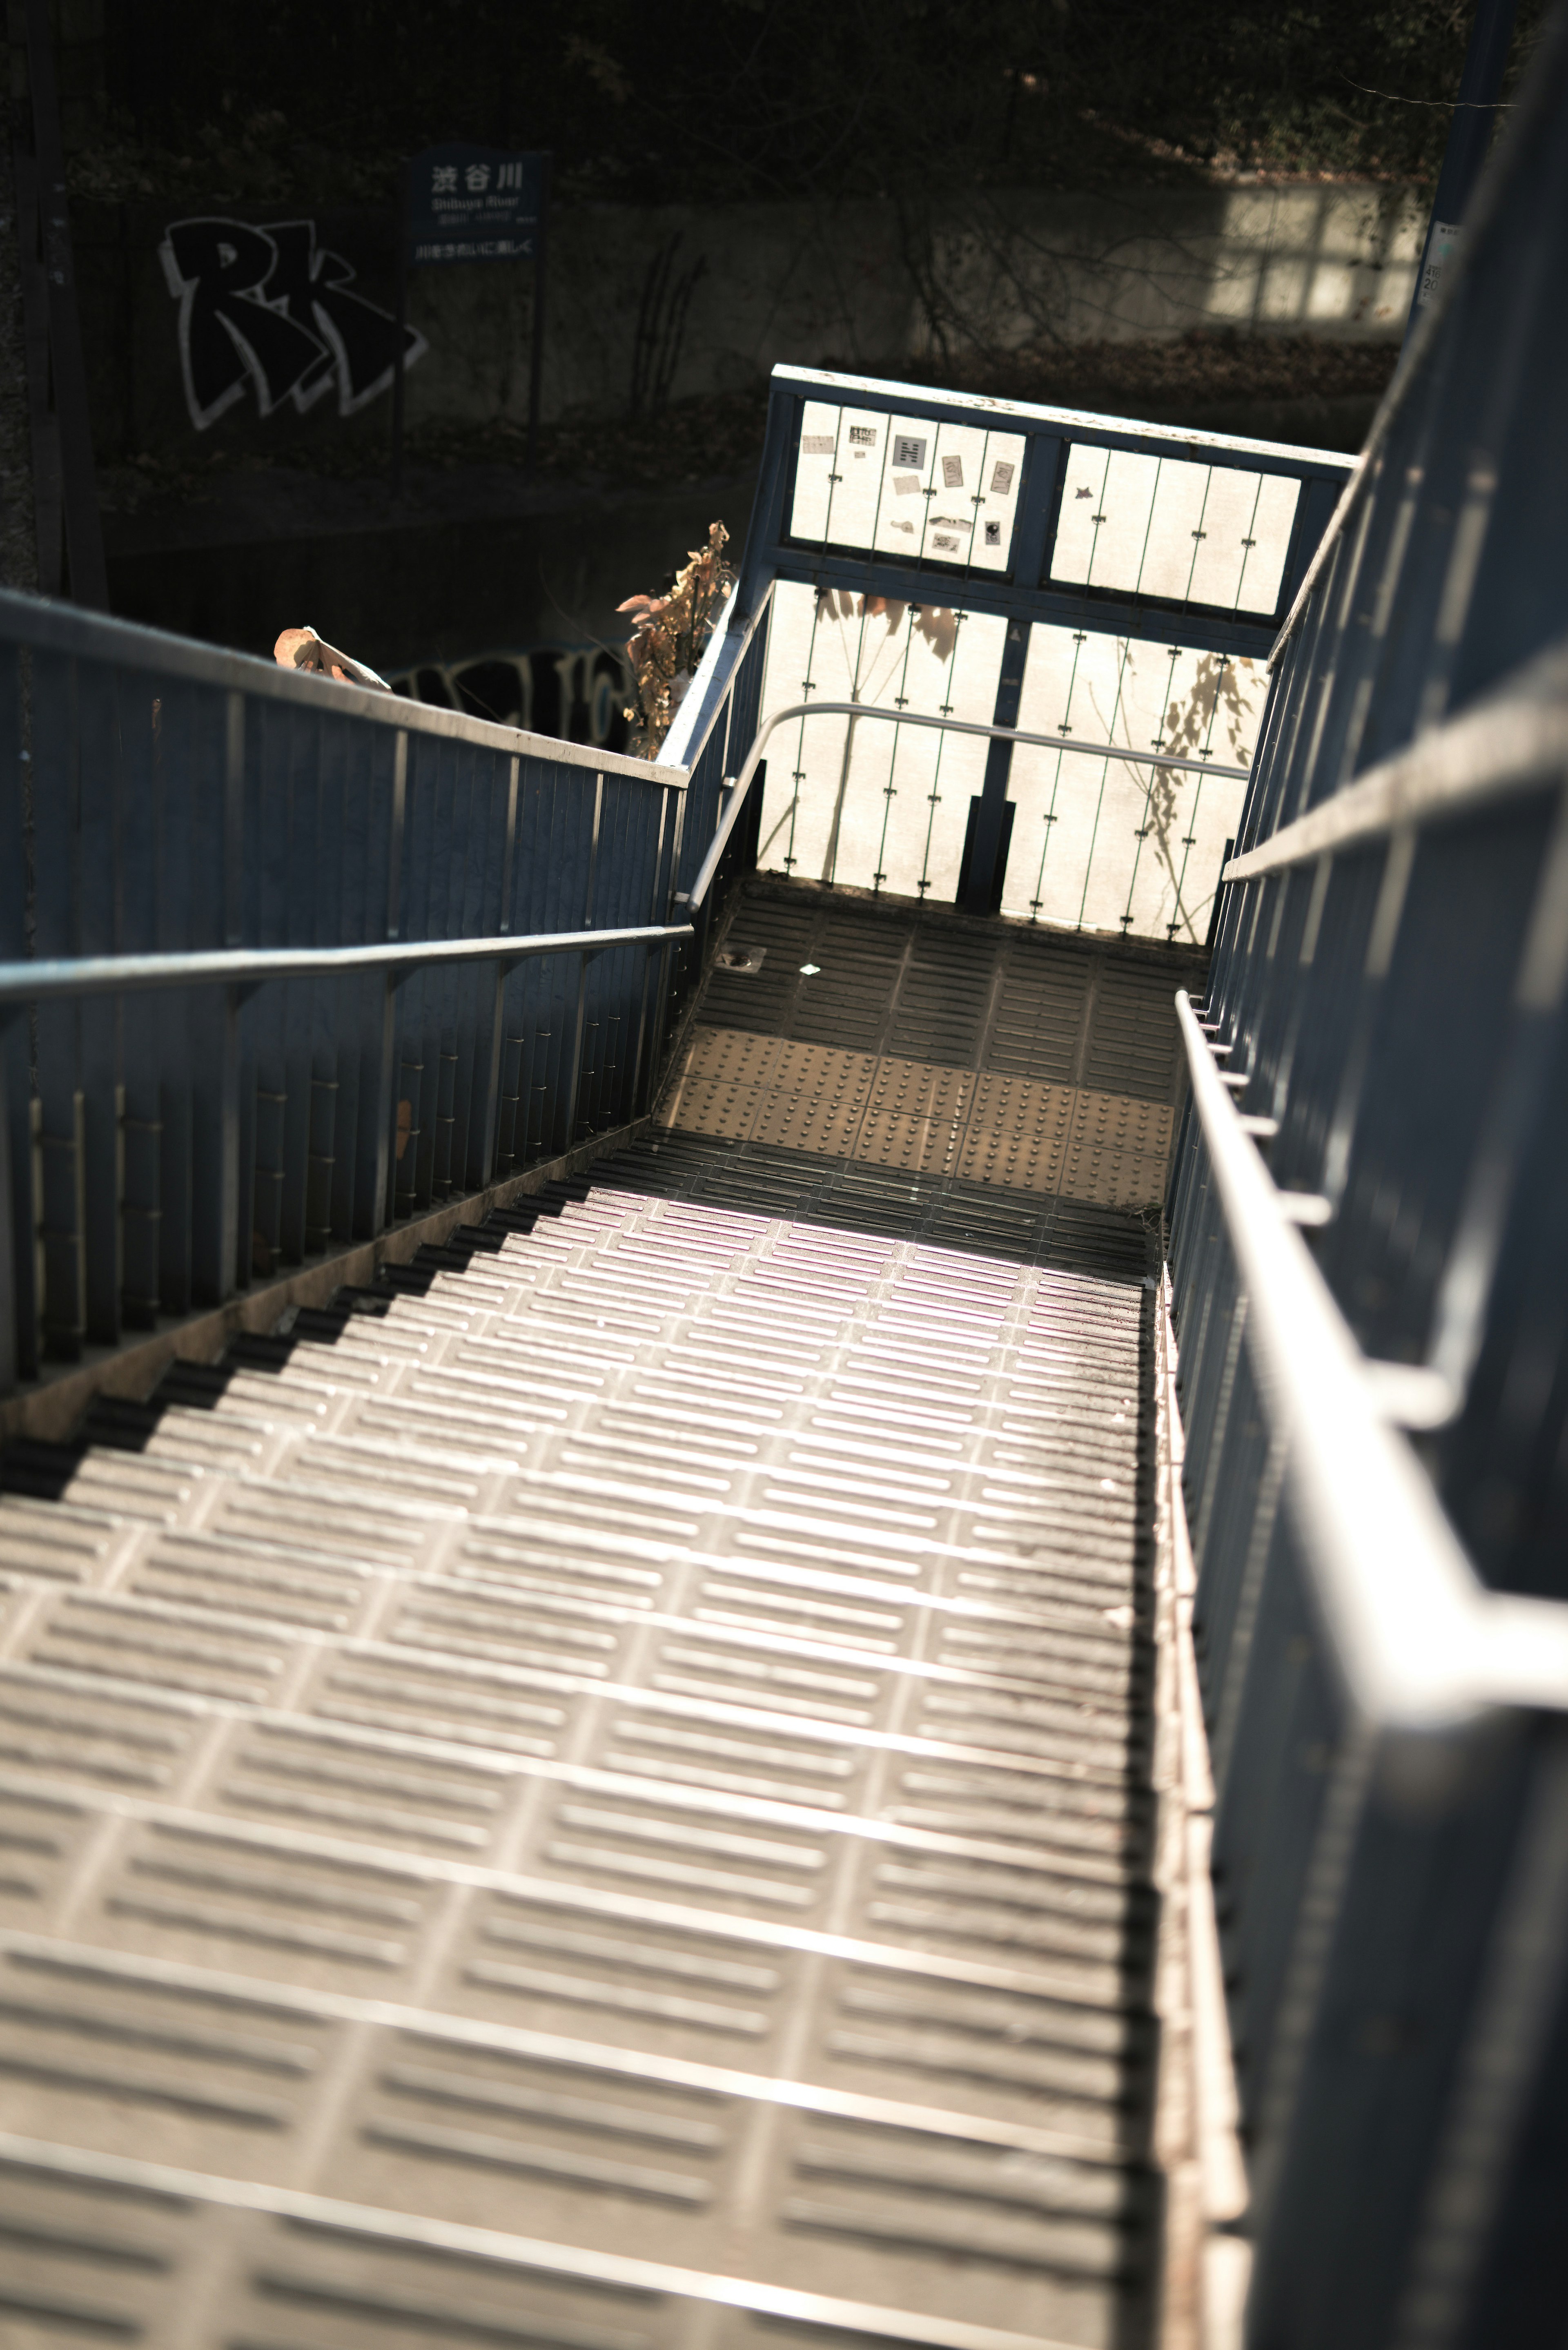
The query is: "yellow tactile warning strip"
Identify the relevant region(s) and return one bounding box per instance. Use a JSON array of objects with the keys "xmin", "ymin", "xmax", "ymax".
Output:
[{"xmin": 659, "ymin": 1026, "xmax": 1176, "ymax": 1208}]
